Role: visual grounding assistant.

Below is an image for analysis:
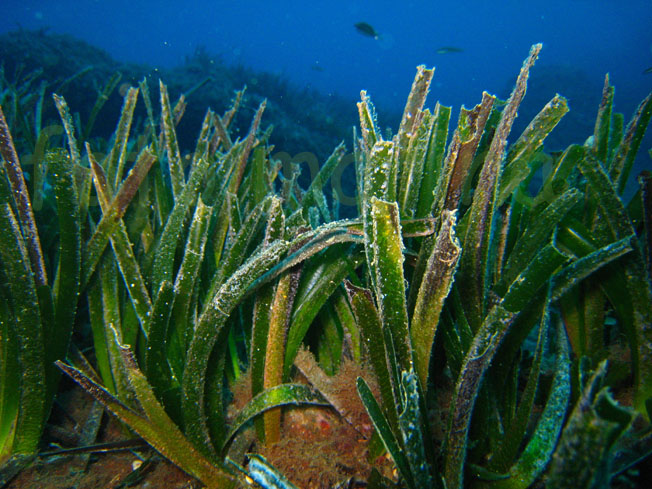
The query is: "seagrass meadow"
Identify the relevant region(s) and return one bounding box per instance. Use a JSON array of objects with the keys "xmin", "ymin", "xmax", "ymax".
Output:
[{"xmin": 1, "ymin": 43, "xmax": 652, "ymax": 488}]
